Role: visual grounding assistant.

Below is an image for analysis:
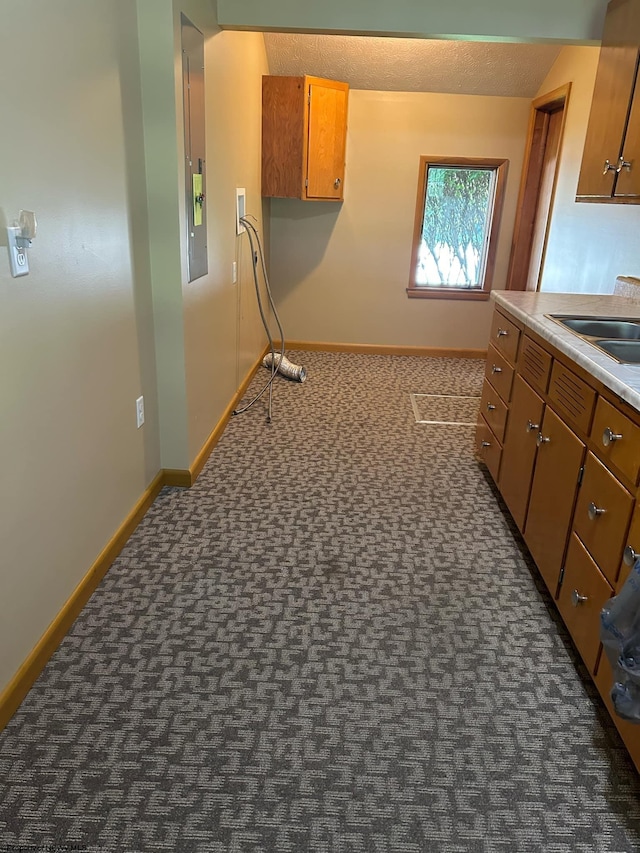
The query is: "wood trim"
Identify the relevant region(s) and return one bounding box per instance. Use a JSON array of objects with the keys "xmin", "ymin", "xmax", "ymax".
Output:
[
  {"xmin": 532, "ymin": 83, "xmax": 572, "ymax": 112},
  {"xmin": 163, "ymin": 469, "xmax": 193, "ymax": 488},
  {"xmin": 408, "ymin": 156, "xmax": 509, "ymax": 299},
  {"xmin": 406, "ymin": 288, "xmax": 491, "ymax": 301},
  {"xmin": 506, "ymin": 83, "xmax": 571, "ymax": 292},
  {"xmin": 0, "ymin": 471, "xmax": 164, "ymax": 733},
  {"xmin": 284, "ymin": 340, "xmax": 487, "ymax": 359}
]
